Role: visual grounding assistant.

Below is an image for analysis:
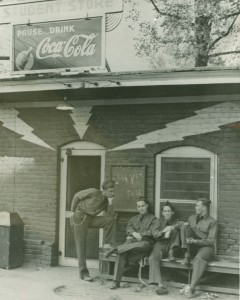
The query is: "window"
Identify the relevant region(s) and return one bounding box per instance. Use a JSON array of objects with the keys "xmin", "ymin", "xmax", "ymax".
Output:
[{"xmin": 155, "ymin": 147, "xmax": 217, "ymax": 219}]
